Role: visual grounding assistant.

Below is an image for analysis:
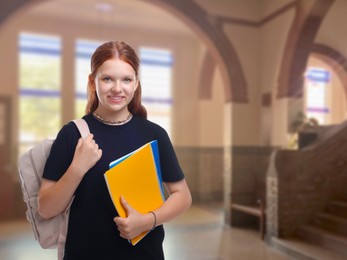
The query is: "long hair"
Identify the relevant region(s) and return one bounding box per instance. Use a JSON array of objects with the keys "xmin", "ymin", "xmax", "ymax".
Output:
[{"xmin": 85, "ymin": 41, "xmax": 147, "ymax": 118}]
